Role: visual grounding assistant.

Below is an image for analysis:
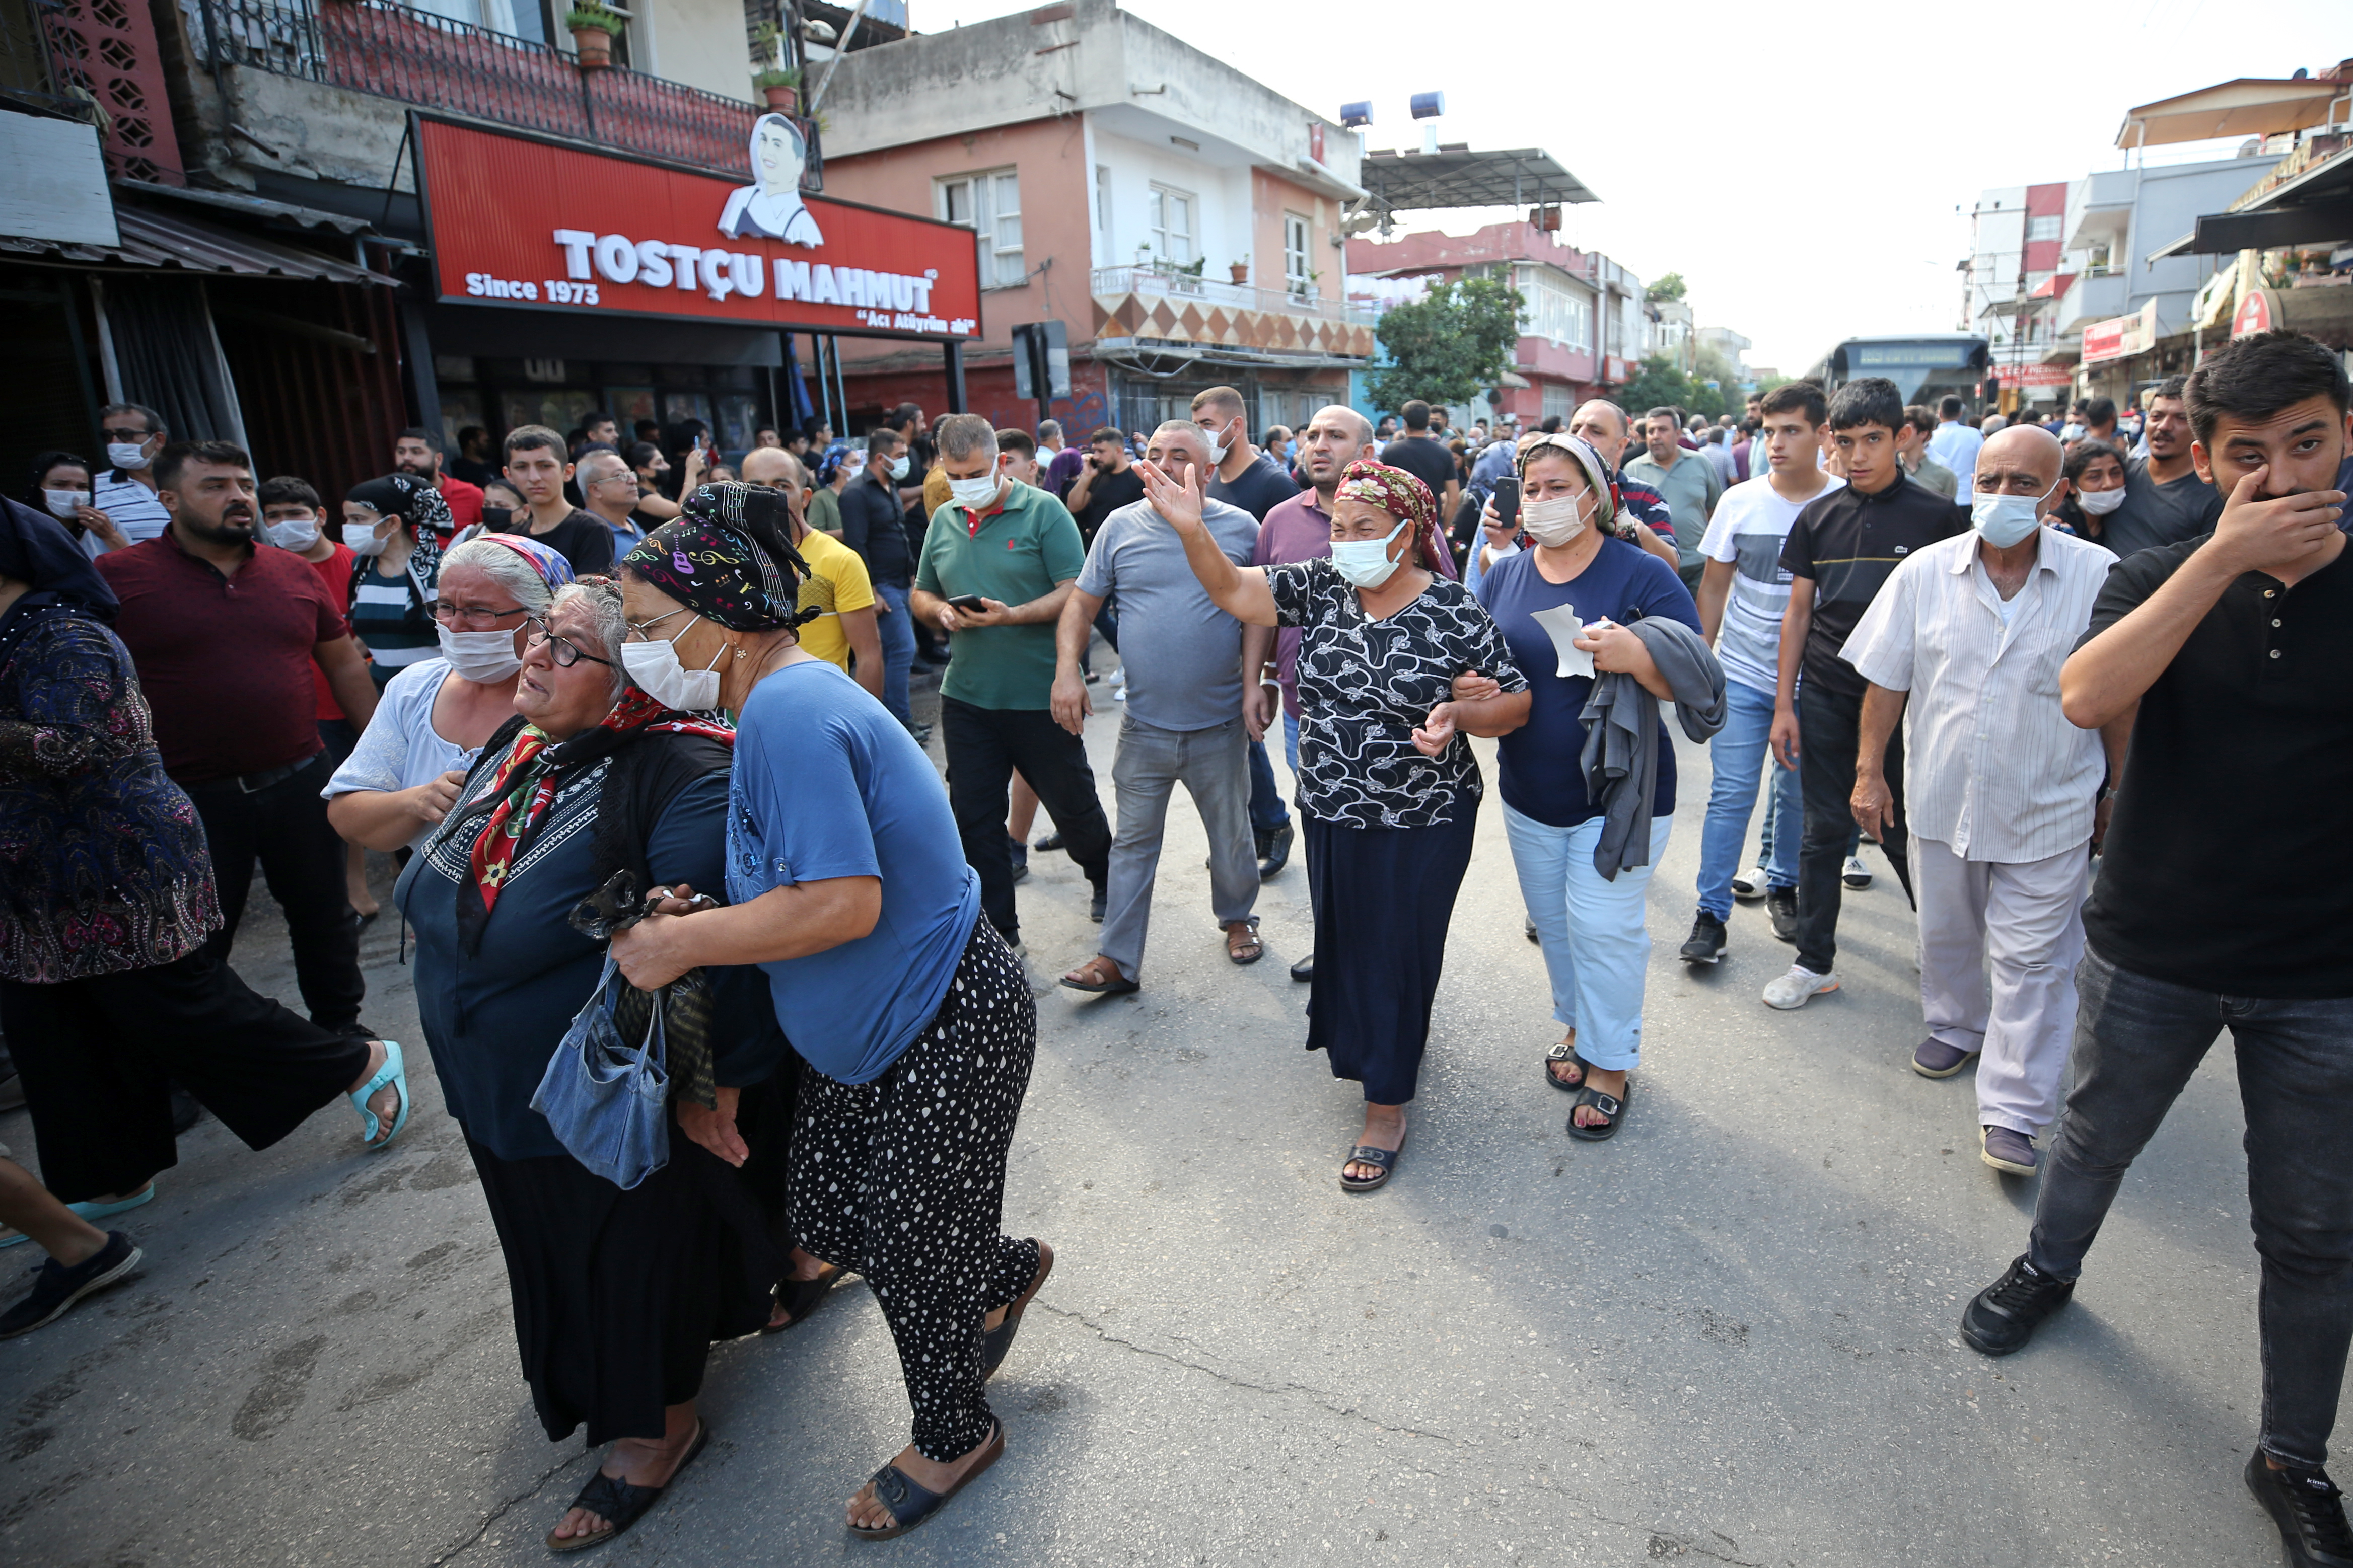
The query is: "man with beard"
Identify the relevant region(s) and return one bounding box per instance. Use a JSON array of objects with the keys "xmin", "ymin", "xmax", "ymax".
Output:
[
  {"xmin": 393, "ymin": 427, "xmax": 482, "ymax": 541},
  {"xmin": 2101, "ymin": 375, "xmax": 2224, "ymax": 559},
  {"xmin": 97, "ymin": 442, "xmax": 379, "ymax": 1034},
  {"xmin": 1956, "ymin": 332, "xmax": 2353, "ymax": 1568}
]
